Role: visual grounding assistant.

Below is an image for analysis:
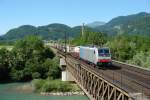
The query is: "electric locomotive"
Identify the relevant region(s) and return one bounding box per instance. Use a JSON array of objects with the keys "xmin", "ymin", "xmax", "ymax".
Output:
[{"xmin": 79, "ymin": 46, "xmax": 111, "ymax": 66}]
